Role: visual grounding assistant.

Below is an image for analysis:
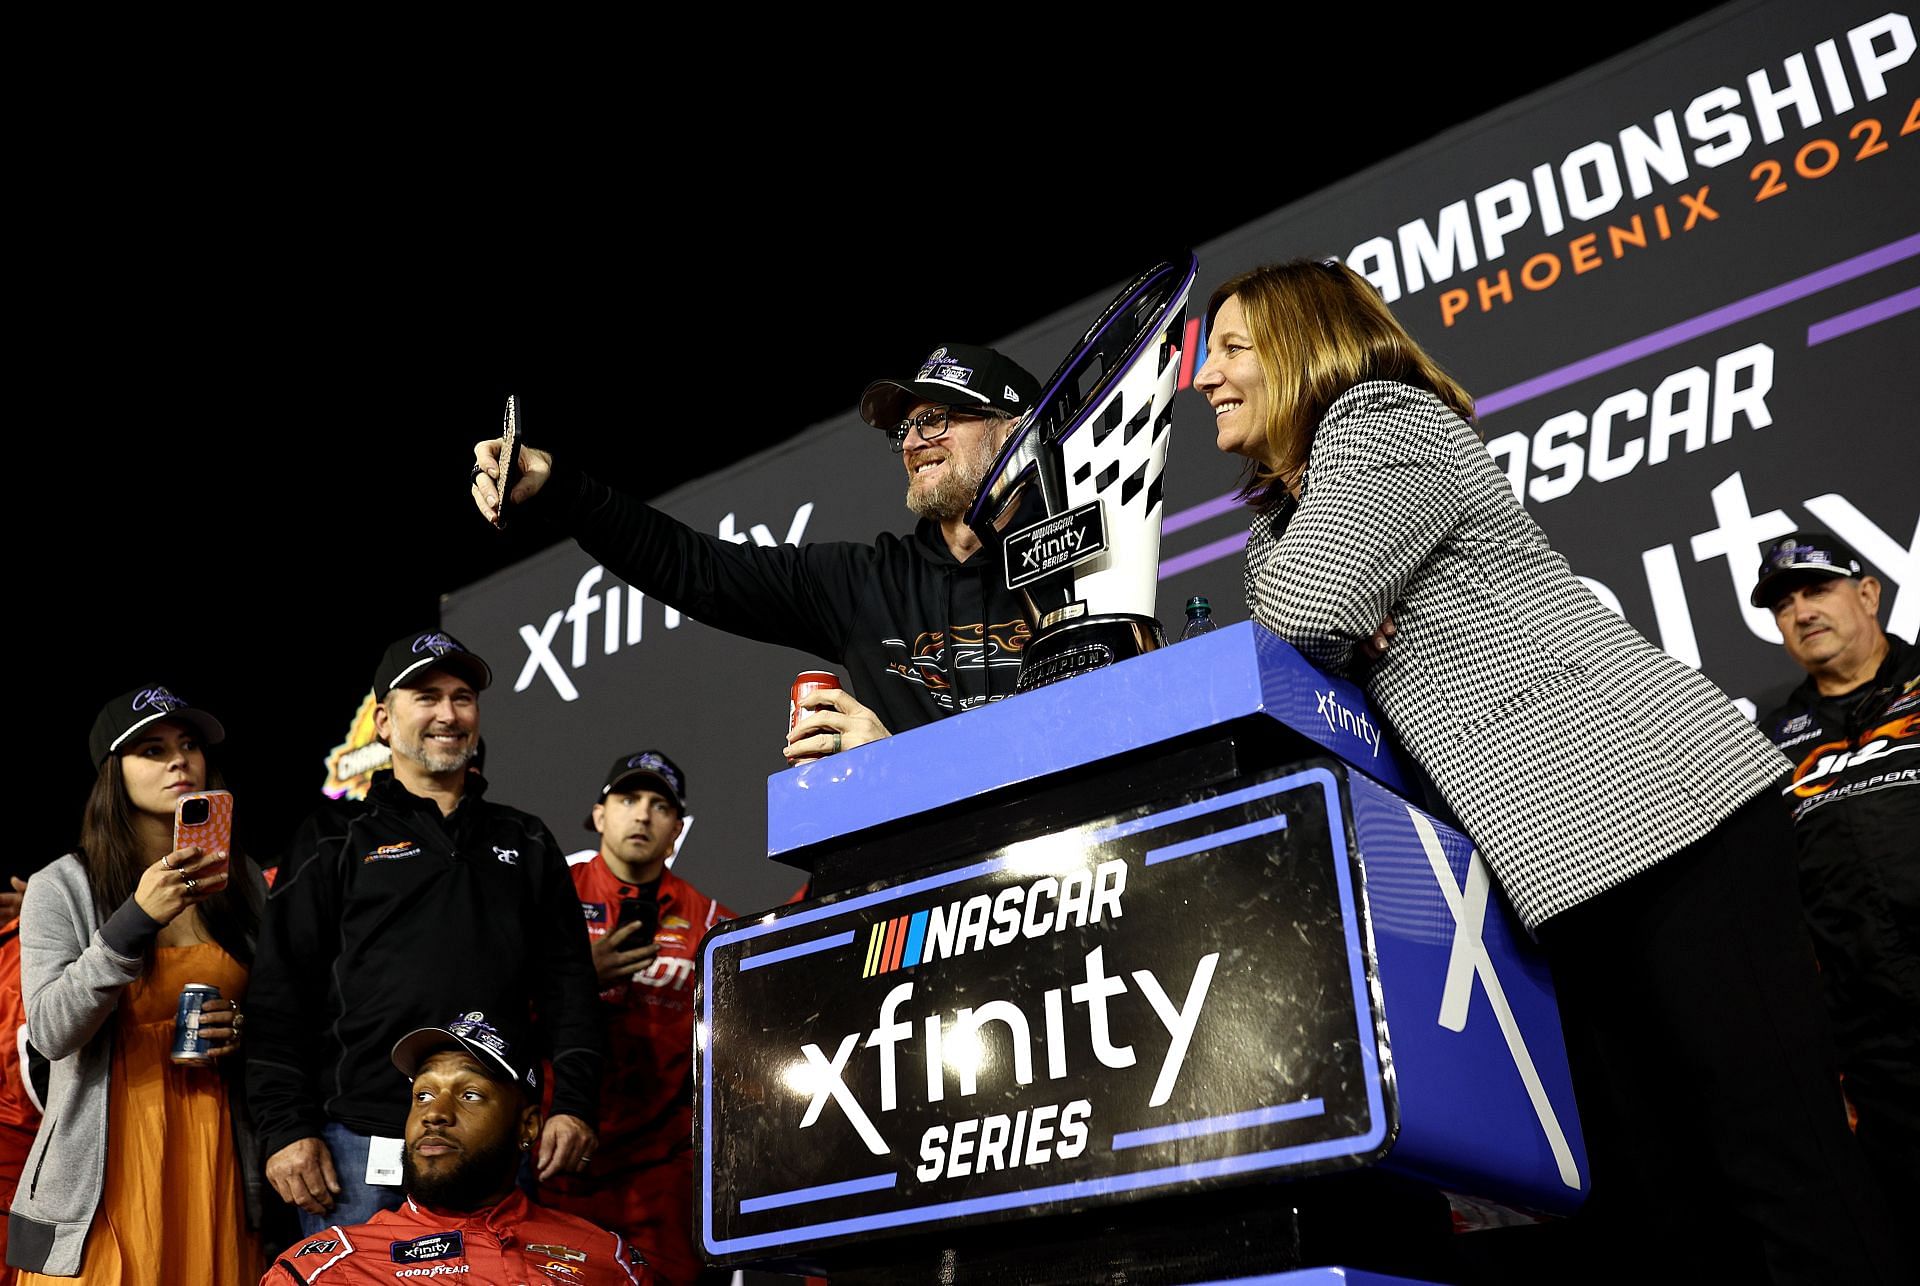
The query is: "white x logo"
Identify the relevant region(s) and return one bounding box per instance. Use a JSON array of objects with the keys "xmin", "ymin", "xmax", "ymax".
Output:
[
  {"xmin": 1408, "ymin": 807, "xmax": 1581, "ymax": 1189},
  {"xmin": 797, "ymin": 1033, "xmax": 889, "ymax": 1156}
]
